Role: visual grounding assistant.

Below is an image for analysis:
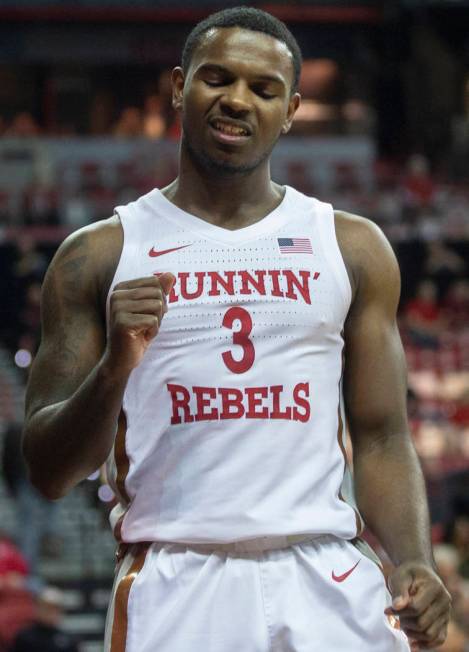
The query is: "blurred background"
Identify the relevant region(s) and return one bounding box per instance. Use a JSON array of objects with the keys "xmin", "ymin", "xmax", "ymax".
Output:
[{"xmin": 0, "ymin": 0, "xmax": 468, "ymax": 650}]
